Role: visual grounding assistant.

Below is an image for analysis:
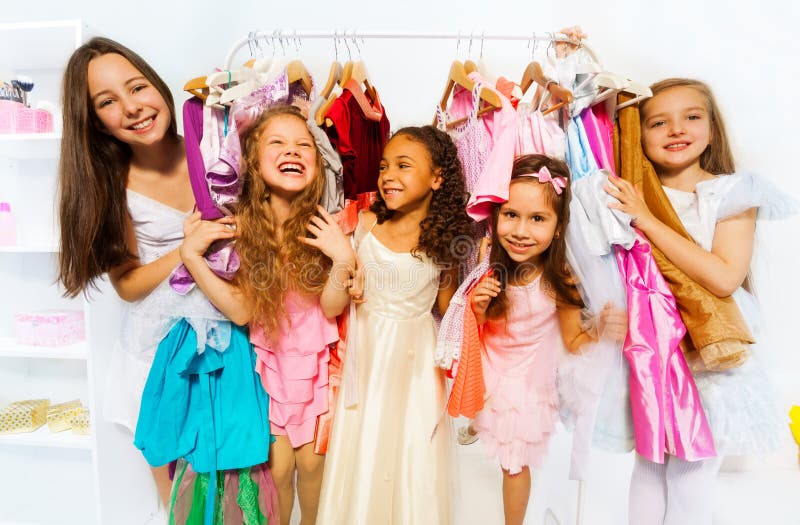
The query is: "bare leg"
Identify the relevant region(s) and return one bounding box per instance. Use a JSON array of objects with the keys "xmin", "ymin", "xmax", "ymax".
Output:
[
  {"xmin": 502, "ymin": 466, "xmax": 531, "ymax": 525},
  {"xmin": 294, "ymin": 443, "xmax": 325, "ymax": 525},
  {"xmin": 151, "ymin": 465, "xmax": 172, "ymax": 507},
  {"xmin": 269, "ymin": 436, "xmax": 297, "ymax": 525}
]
